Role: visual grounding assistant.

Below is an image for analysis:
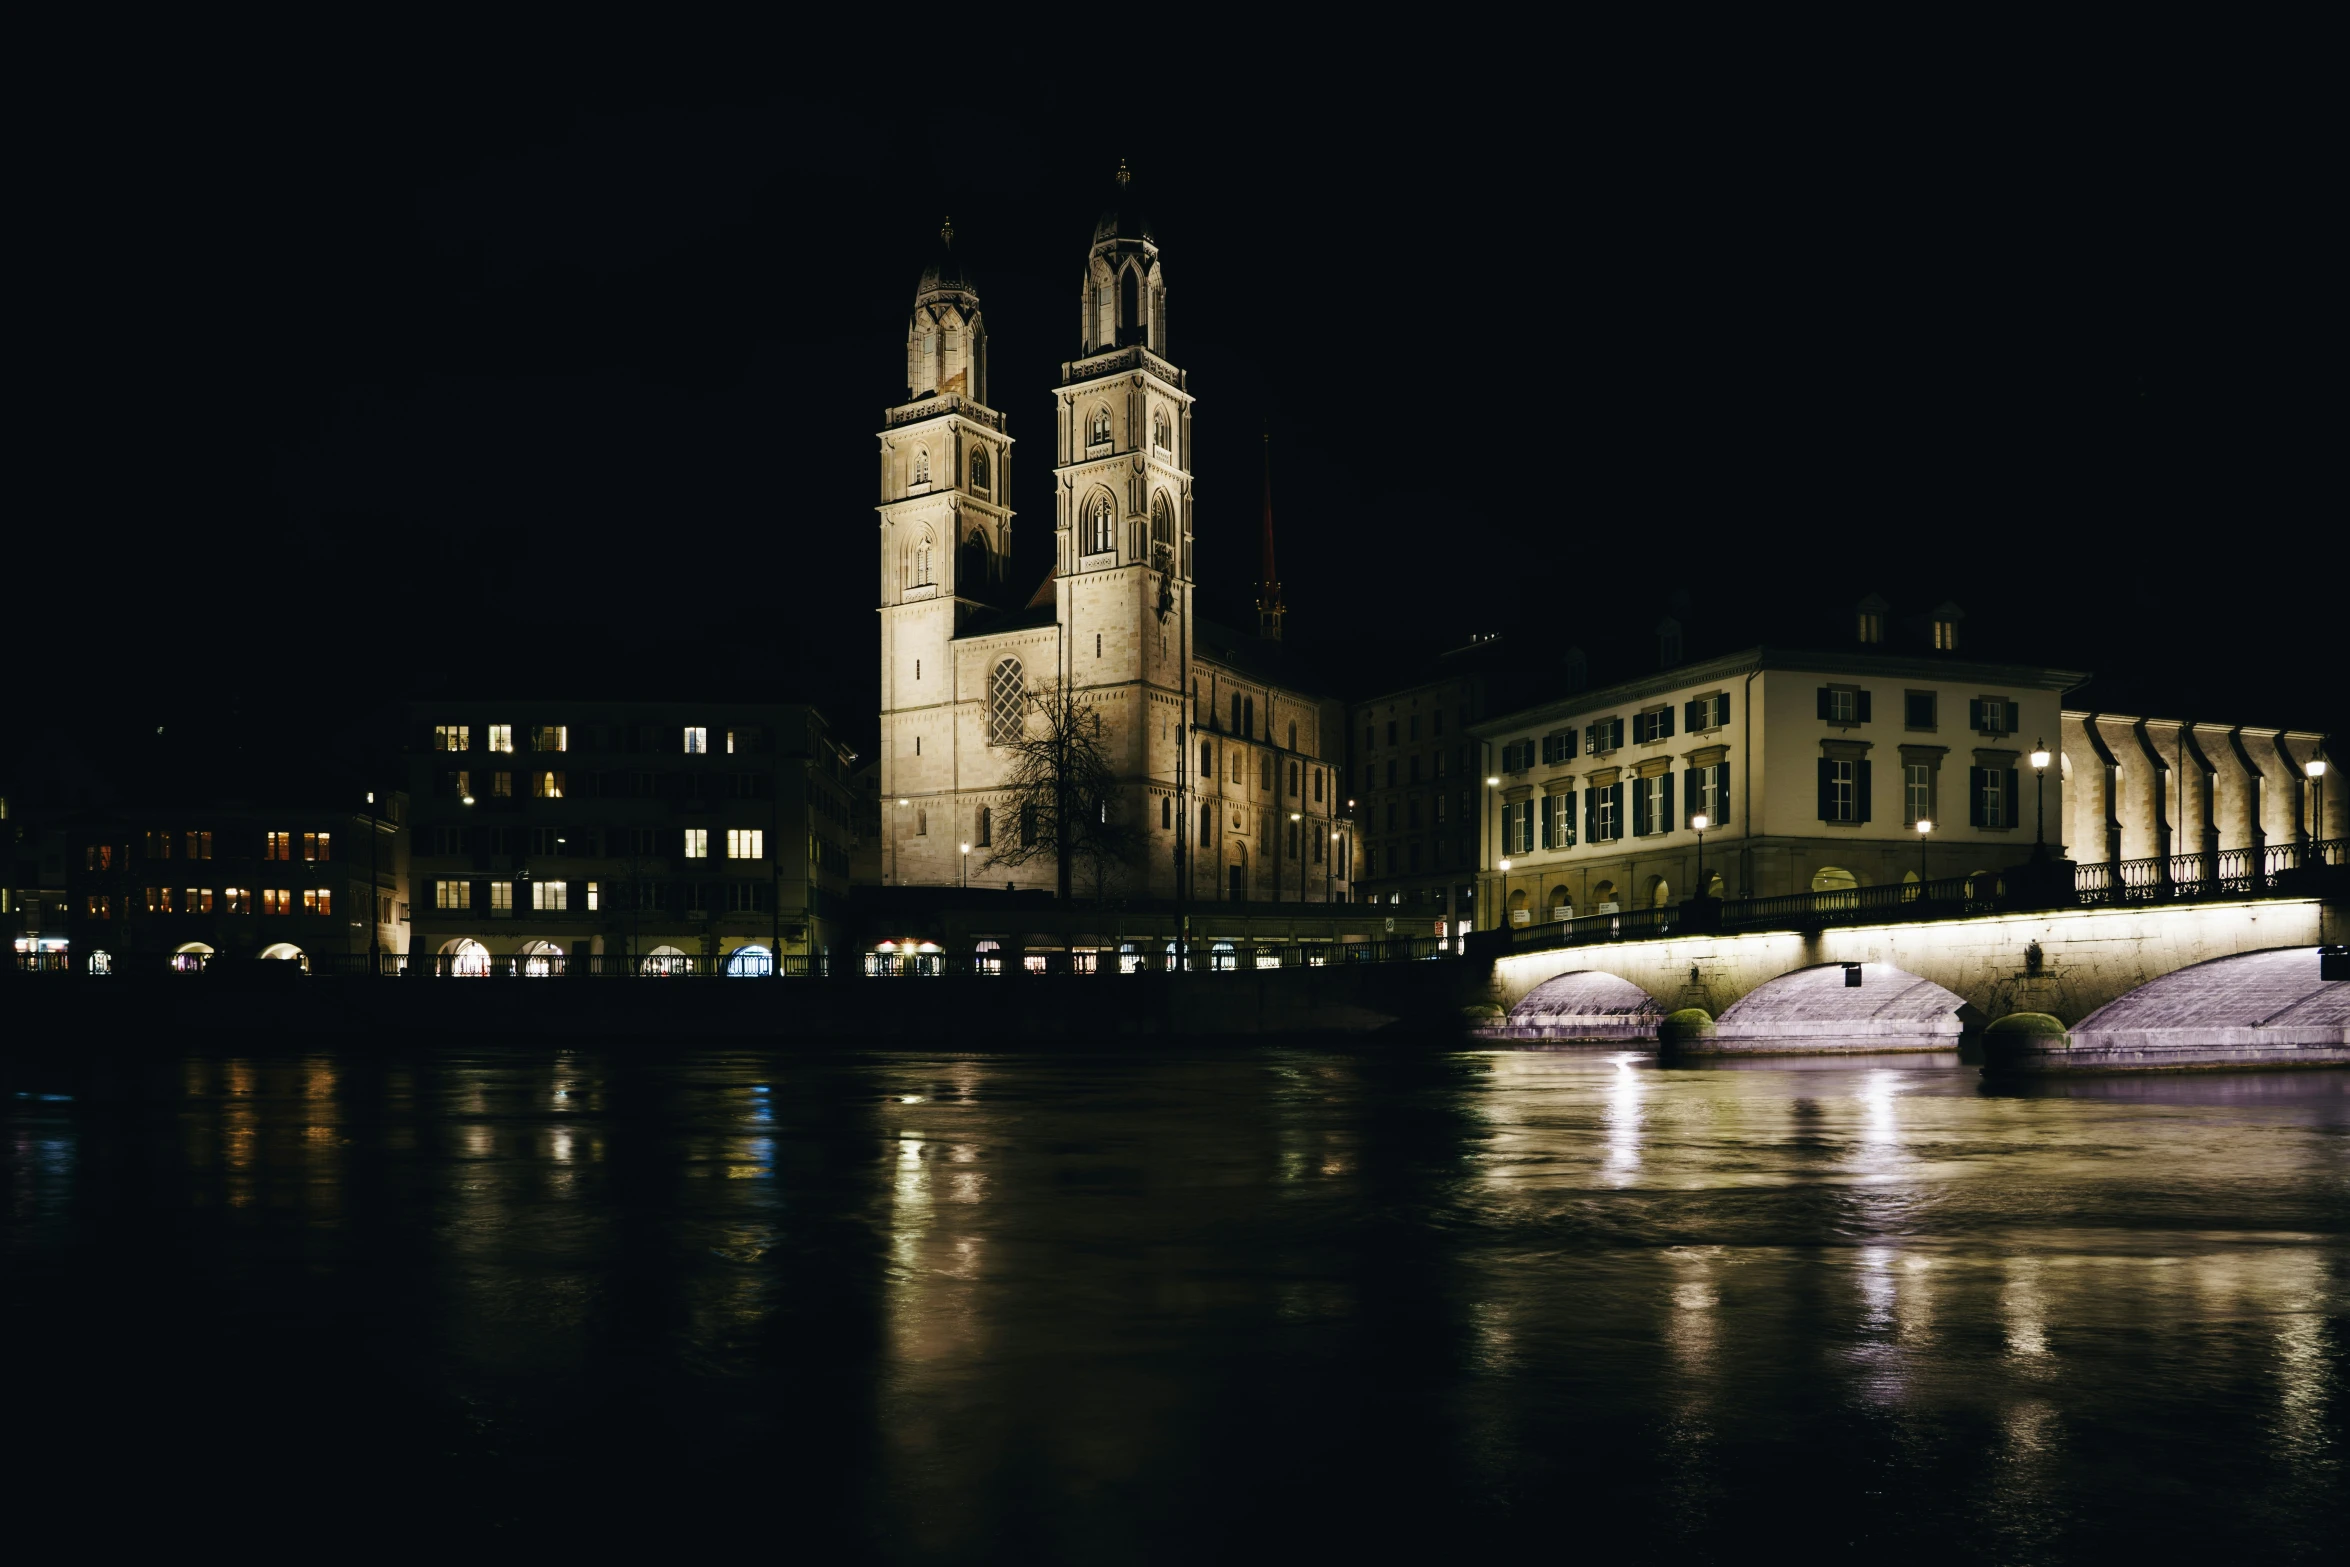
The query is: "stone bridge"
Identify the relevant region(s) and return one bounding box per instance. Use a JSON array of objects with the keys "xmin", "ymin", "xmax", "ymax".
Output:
[{"xmin": 1477, "ymin": 895, "xmax": 2349, "ymax": 1060}]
